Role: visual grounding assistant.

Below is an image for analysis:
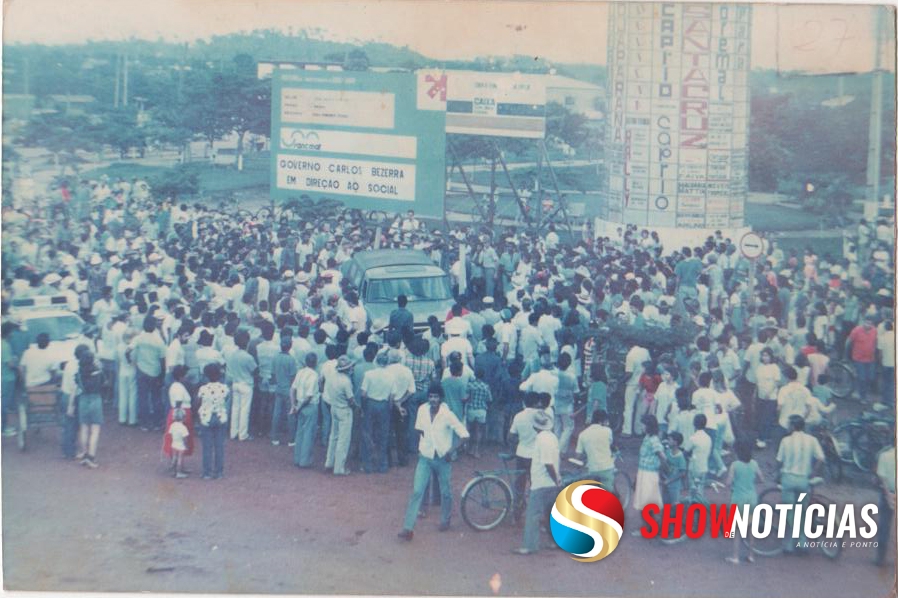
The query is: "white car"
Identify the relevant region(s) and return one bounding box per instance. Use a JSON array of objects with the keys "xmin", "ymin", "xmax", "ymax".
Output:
[{"xmin": 9, "ymin": 297, "xmax": 92, "ymax": 369}]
